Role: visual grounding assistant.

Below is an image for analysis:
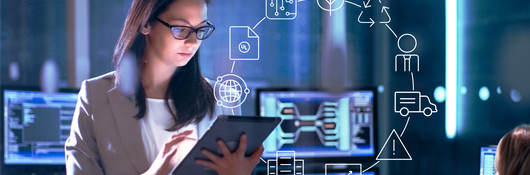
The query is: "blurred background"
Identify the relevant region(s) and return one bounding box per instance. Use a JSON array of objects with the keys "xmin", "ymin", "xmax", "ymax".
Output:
[{"xmin": 0, "ymin": 0, "xmax": 529, "ymax": 174}]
